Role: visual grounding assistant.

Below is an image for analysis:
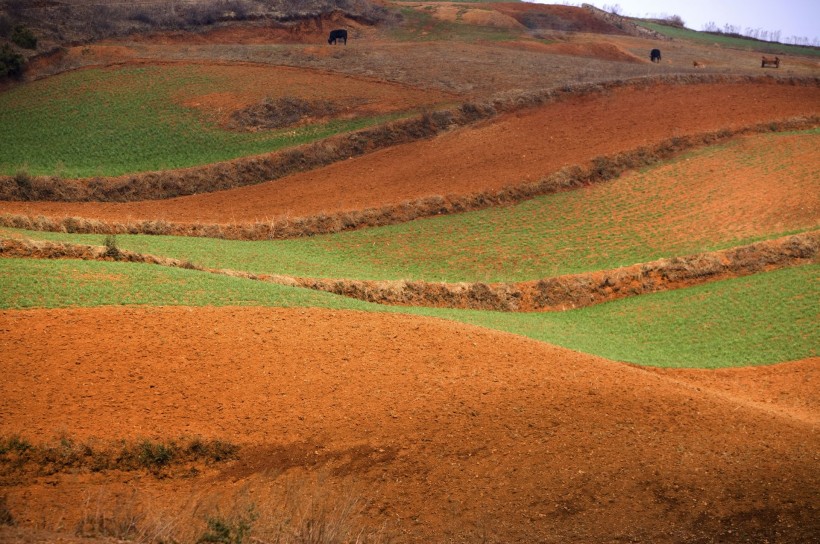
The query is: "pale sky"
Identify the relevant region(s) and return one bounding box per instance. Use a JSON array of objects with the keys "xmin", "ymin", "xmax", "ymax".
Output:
[{"xmin": 525, "ymin": 0, "xmax": 819, "ymax": 43}]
